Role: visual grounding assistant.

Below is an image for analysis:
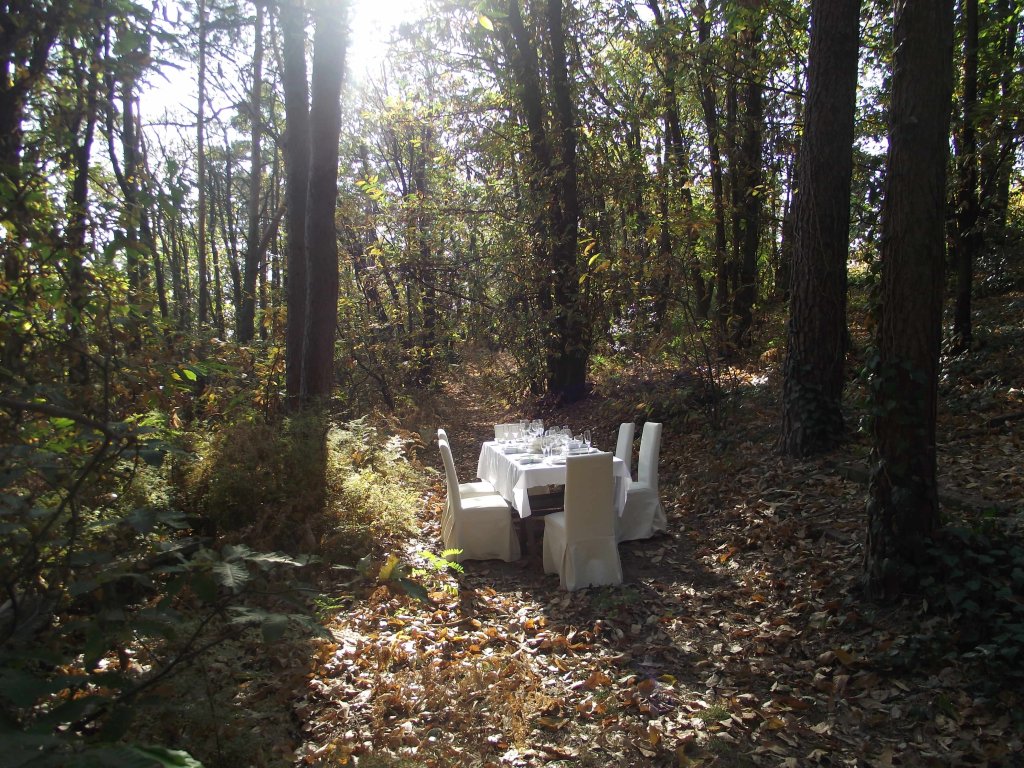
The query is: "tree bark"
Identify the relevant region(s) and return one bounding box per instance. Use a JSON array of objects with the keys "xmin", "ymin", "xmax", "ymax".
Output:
[
  {"xmin": 780, "ymin": 0, "xmax": 861, "ymax": 457},
  {"xmin": 730, "ymin": 24, "xmax": 764, "ymax": 348},
  {"xmin": 544, "ymin": 0, "xmax": 586, "ymax": 401},
  {"xmin": 300, "ymin": 0, "xmax": 348, "ymax": 401},
  {"xmin": 864, "ymin": 0, "xmax": 954, "ymax": 601},
  {"xmin": 281, "ymin": 0, "xmax": 311, "ymax": 404}
]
